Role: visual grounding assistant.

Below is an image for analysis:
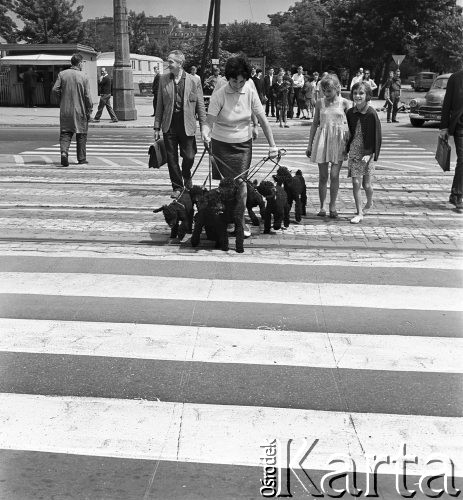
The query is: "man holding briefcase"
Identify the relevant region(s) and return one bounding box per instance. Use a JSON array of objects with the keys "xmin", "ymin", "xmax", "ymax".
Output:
[
  {"xmin": 440, "ymin": 68, "xmax": 463, "ymax": 210},
  {"xmin": 154, "ymin": 50, "xmax": 208, "ymax": 196}
]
